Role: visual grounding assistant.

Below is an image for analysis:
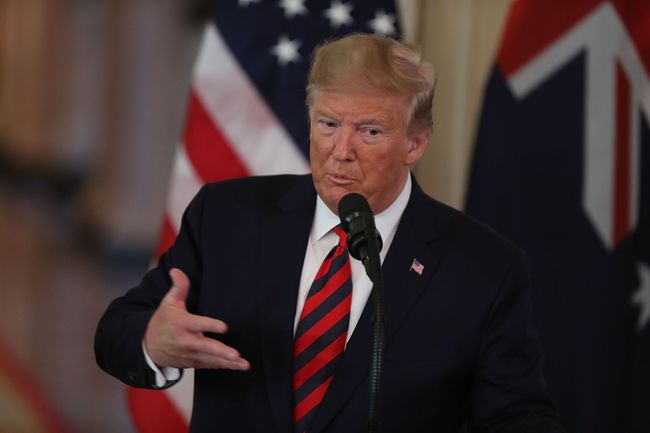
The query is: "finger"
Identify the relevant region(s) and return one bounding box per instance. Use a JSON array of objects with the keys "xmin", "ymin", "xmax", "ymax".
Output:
[
  {"xmin": 164, "ymin": 336, "xmax": 251, "ymax": 370},
  {"xmin": 185, "ymin": 314, "xmax": 229, "ymax": 334},
  {"xmin": 186, "ymin": 351, "xmax": 251, "ymax": 371},
  {"xmin": 167, "ymin": 268, "xmax": 190, "ymax": 307},
  {"xmin": 182, "ymin": 335, "xmax": 242, "ymax": 360},
  {"xmin": 214, "ymin": 357, "xmax": 251, "ymax": 371}
]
